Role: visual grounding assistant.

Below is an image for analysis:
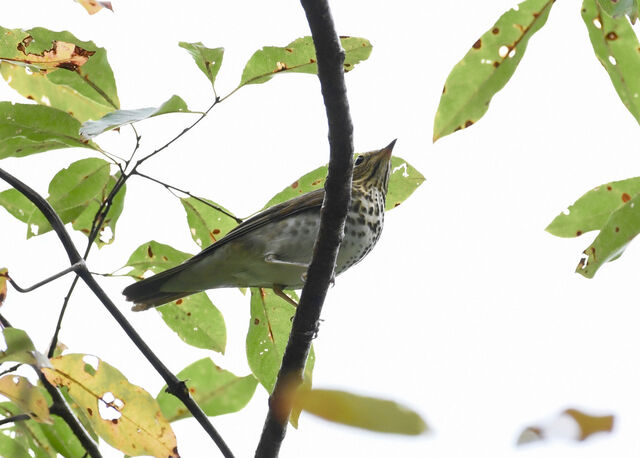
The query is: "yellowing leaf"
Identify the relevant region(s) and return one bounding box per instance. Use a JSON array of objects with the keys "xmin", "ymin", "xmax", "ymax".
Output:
[
  {"xmin": 0, "ymin": 375, "xmax": 51, "ymax": 424},
  {"xmin": 75, "ymin": 0, "xmax": 113, "ymax": 15},
  {"xmin": 0, "ymin": 38, "xmax": 94, "ymax": 72},
  {"xmin": 42, "ymin": 354, "xmax": 178, "ymax": 458},
  {"xmin": 295, "ymin": 389, "xmax": 428, "ymax": 435},
  {"xmin": 0, "ymin": 269, "xmax": 7, "ymax": 307},
  {"xmin": 518, "ymin": 408, "xmax": 614, "ymax": 444}
]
